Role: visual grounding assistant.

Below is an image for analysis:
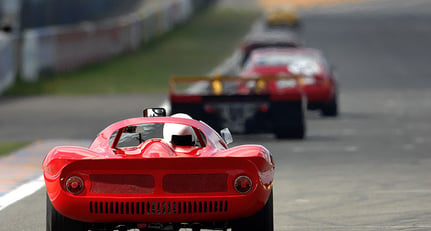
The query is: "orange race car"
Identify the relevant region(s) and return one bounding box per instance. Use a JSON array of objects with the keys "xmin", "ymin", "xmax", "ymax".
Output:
[{"xmin": 264, "ymin": 5, "xmax": 301, "ymax": 28}]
